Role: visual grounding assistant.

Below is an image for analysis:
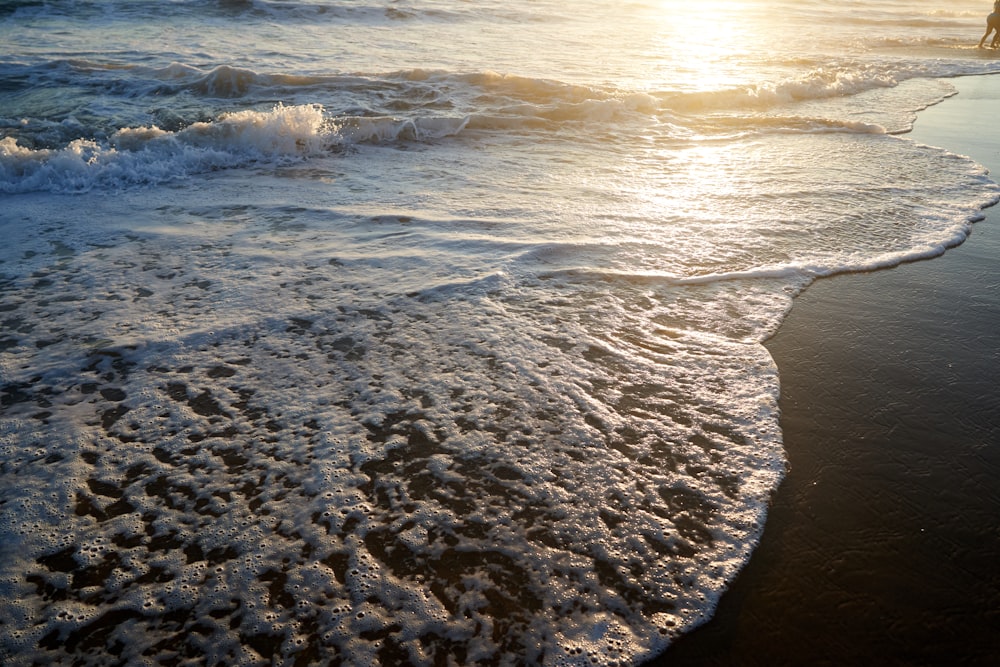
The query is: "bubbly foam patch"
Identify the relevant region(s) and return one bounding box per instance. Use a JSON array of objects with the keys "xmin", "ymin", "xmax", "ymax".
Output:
[{"xmin": 0, "ymin": 199, "xmax": 785, "ymax": 666}]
